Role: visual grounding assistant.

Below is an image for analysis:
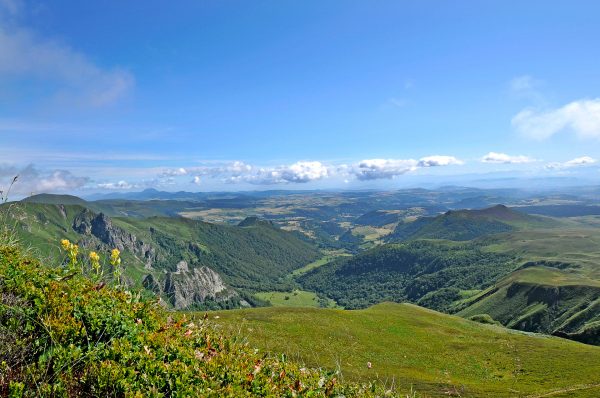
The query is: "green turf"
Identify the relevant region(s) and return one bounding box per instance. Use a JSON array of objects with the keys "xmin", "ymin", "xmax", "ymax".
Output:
[
  {"xmin": 210, "ymin": 303, "xmax": 600, "ymax": 397},
  {"xmin": 254, "ymin": 289, "xmax": 337, "ymax": 308},
  {"xmin": 289, "ymin": 251, "xmax": 351, "ymax": 278}
]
